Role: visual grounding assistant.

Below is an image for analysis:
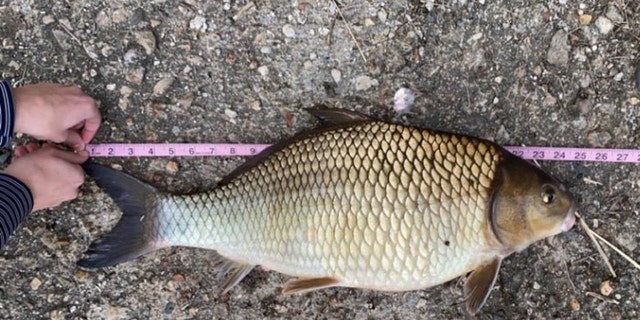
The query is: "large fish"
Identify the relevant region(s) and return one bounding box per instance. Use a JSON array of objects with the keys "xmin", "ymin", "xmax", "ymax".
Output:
[{"xmin": 78, "ymin": 108, "xmax": 576, "ymax": 315}]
